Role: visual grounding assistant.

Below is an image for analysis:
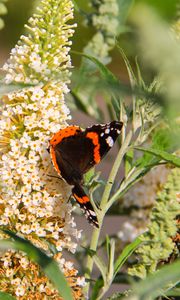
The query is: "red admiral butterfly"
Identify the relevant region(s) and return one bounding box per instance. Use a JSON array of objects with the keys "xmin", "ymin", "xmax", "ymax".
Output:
[{"xmin": 49, "ymin": 121, "xmax": 123, "ymax": 227}]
